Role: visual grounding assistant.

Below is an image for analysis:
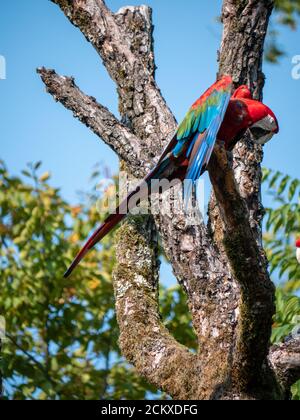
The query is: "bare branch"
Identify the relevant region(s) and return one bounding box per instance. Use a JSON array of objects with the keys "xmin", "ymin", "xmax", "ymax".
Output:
[
  {"xmin": 219, "ymin": 0, "xmax": 274, "ymax": 235},
  {"xmin": 269, "ymin": 338, "xmax": 300, "ymax": 393},
  {"xmin": 51, "ymin": 0, "xmax": 174, "ymax": 153},
  {"xmin": 37, "ymin": 67, "xmax": 148, "ymax": 176},
  {"xmin": 52, "ymin": 0, "xmax": 137, "ymax": 76}
]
